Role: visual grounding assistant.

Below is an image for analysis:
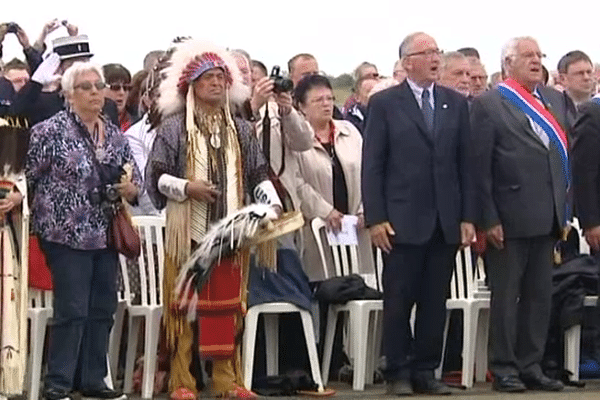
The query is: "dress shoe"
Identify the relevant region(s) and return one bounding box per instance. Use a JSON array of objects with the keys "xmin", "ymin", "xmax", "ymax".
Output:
[
  {"xmin": 521, "ymin": 374, "xmax": 564, "ymax": 391},
  {"xmin": 492, "ymin": 375, "xmax": 526, "ymax": 393},
  {"xmin": 386, "ymin": 379, "xmax": 413, "ymax": 396},
  {"xmin": 411, "ymin": 376, "xmax": 452, "ymax": 395},
  {"xmin": 80, "ymin": 388, "xmax": 127, "ymax": 400},
  {"xmin": 44, "ymin": 388, "xmax": 72, "ymax": 400}
]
